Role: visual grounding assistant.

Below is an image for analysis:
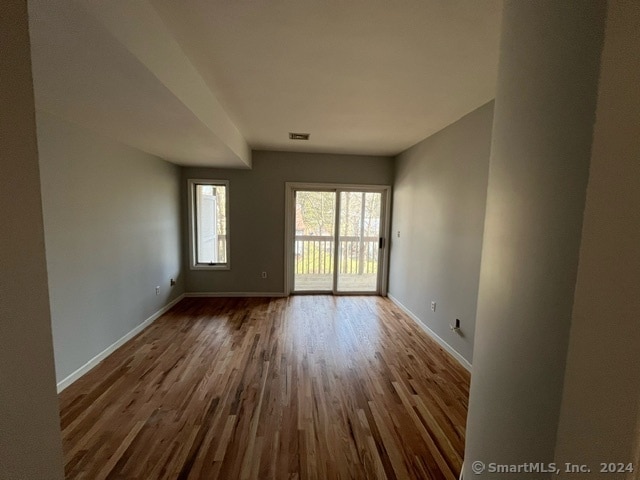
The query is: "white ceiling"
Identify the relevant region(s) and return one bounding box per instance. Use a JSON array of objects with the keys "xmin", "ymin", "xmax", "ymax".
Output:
[{"xmin": 28, "ymin": 0, "xmax": 503, "ymax": 168}]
